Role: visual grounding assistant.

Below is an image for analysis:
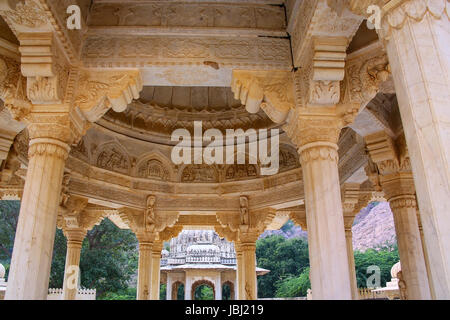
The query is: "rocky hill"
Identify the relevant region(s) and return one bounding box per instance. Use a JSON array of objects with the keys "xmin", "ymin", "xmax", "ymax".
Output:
[{"xmin": 261, "ymin": 202, "xmax": 397, "ymax": 252}]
